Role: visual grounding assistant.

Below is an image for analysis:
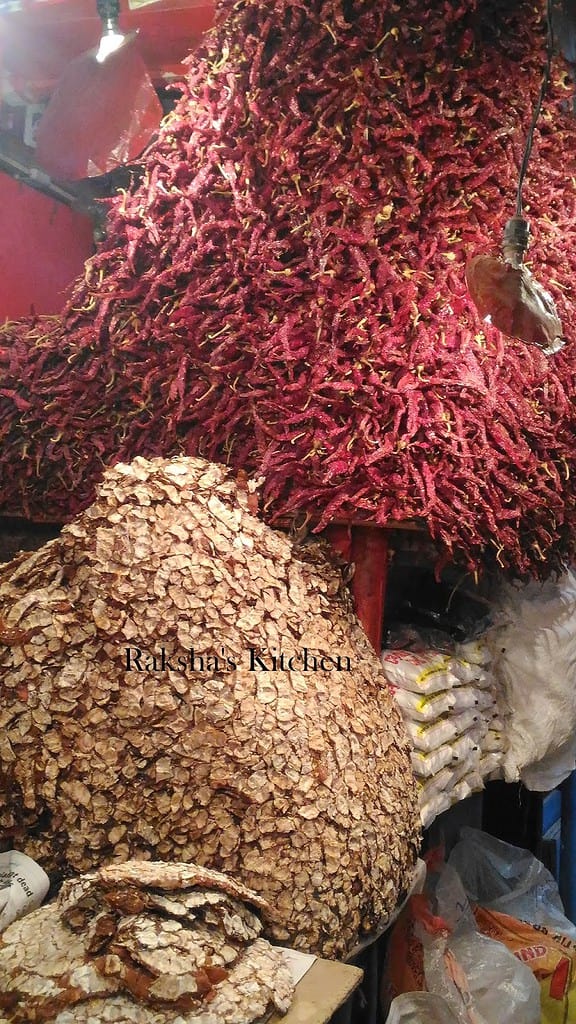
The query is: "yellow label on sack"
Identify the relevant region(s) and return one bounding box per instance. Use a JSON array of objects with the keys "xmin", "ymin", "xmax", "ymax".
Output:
[{"xmin": 415, "ymin": 657, "xmax": 450, "ymax": 685}]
